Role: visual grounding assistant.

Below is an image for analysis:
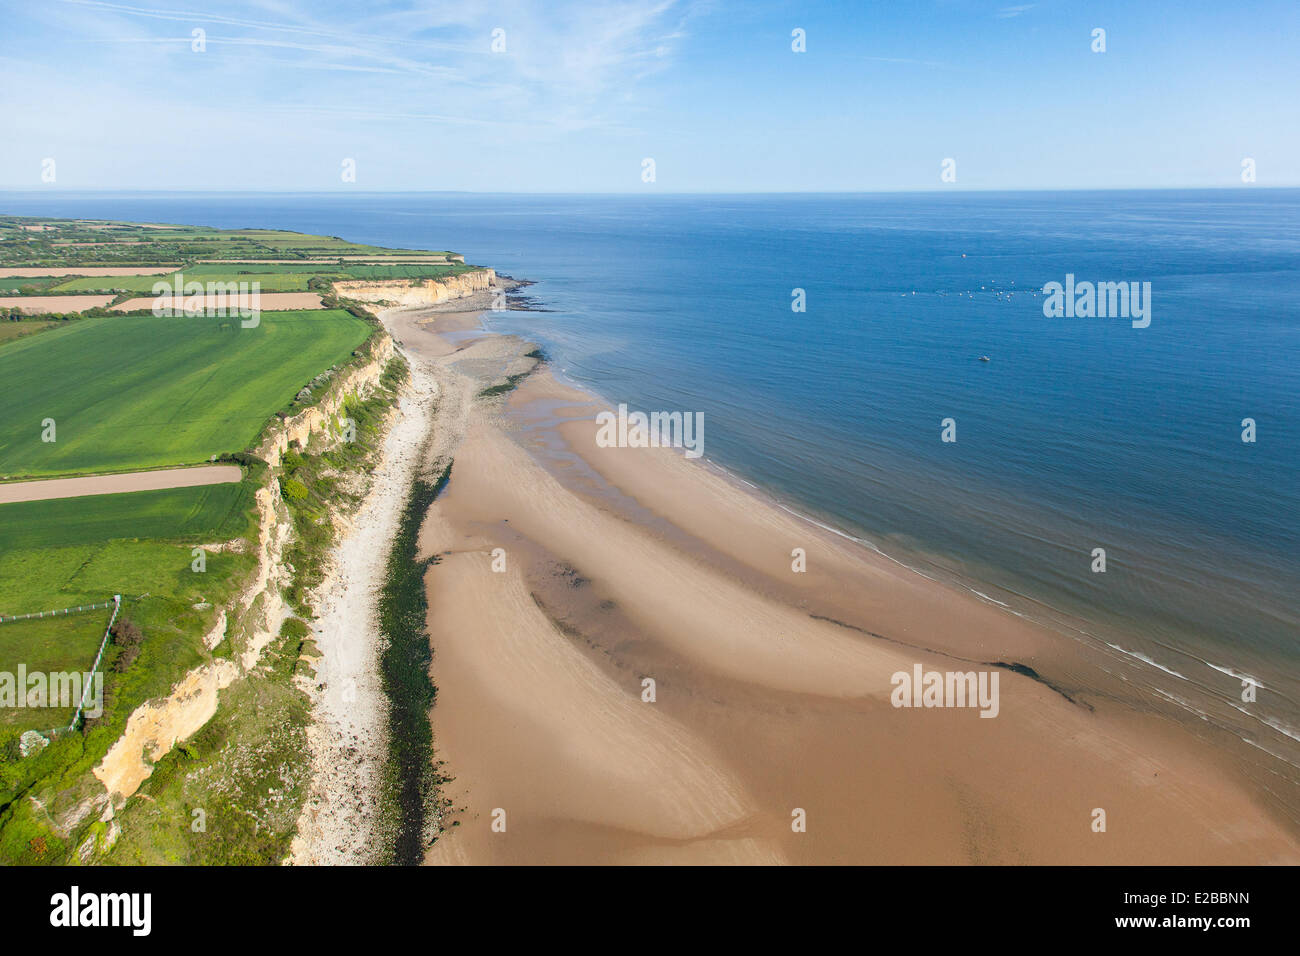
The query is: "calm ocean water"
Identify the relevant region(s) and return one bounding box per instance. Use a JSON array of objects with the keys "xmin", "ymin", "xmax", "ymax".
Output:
[{"xmin": 5, "ymin": 190, "xmax": 1298, "ymax": 783}]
